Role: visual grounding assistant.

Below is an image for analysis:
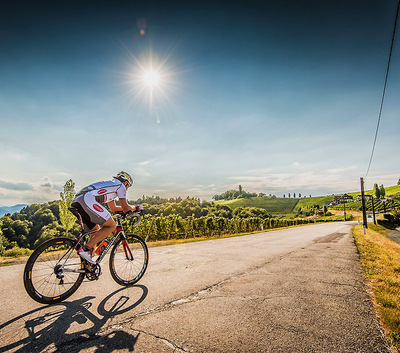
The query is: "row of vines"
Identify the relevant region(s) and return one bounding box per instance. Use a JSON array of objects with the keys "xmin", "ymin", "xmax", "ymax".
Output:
[
  {"xmin": 332, "ymin": 199, "xmax": 400, "ymax": 212},
  {"xmin": 124, "ymin": 214, "xmax": 352, "ymax": 241}
]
